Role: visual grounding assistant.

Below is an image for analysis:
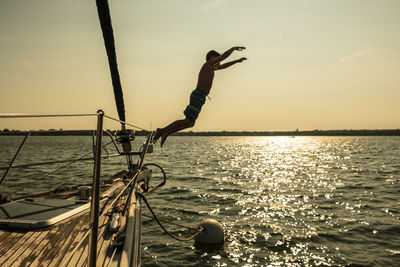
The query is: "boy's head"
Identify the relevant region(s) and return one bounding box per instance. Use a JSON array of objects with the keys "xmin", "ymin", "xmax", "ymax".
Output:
[{"xmin": 206, "ymin": 50, "xmax": 221, "ymax": 61}]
